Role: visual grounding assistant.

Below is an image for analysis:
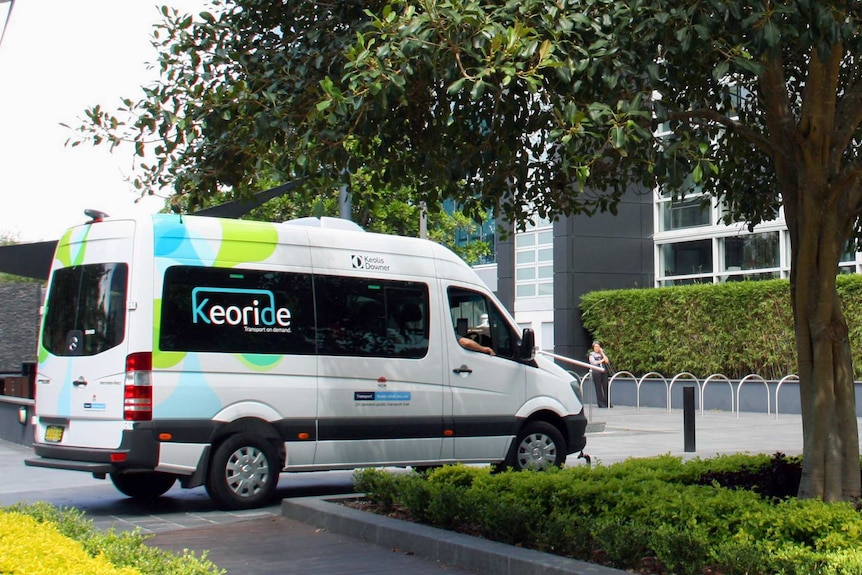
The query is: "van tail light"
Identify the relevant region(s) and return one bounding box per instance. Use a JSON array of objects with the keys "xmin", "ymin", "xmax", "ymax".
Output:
[{"xmin": 124, "ymin": 352, "xmax": 152, "ymax": 421}]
